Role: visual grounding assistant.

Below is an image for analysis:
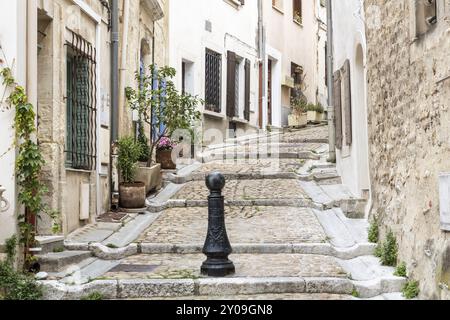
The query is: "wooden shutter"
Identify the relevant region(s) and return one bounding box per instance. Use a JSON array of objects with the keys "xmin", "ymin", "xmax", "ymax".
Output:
[
  {"xmin": 333, "ymin": 70, "xmax": 343, "ymax": 150},
  {"xmin": 244, "ymin": 59, "xmax": 250, "ymax": 121},
  {"xmin": 226, "ymin": 51, "xmax": 236, "ymax": 118},
  {"xmin": 342, "ymin": 59, "xmax": 352, "ymax": 146}
]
